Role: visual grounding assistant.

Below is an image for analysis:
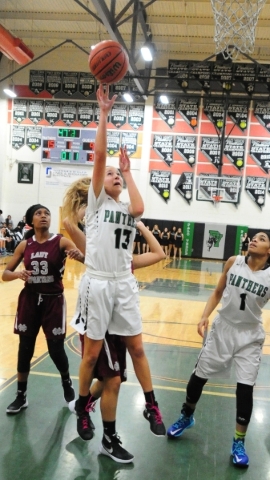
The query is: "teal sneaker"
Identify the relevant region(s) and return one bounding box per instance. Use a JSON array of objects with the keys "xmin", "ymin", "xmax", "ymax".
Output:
[
  {"xmin": 231, "ymin": 438, "xmax": 249, "ymax": 467},
  {"xmin": 167, "ymin": 413, "xmax": 195, "ymax": 438}
]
